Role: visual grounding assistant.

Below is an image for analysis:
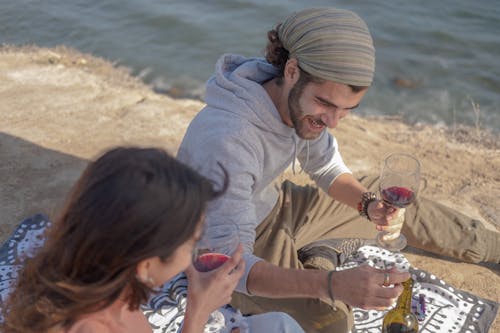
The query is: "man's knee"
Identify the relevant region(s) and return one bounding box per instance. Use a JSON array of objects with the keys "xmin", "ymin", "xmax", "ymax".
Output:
[
  {"xmin": 232, "ymin": 293, "xmax": 353, "ymax": 333},
  {"xmin": 300, "ymin": 300, "xmax": 352, "ymax": 333},
  {"xmin": 278, "ymin": 312, "xmax": 306, "ymax": 333}
]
